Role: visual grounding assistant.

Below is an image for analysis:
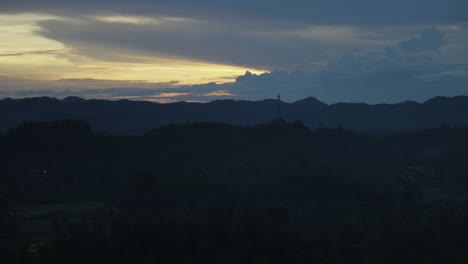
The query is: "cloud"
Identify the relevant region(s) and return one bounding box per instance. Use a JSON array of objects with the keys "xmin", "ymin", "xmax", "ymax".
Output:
[
  {"xmin": 35, "ymin": 16, "xmax": 392, "ymax": 70},
  {"xmin": 0, "ymin": 49, "xmax": 63, "ymax": 57},
  {"xmin": 0, "ymin": 76, "xmax": 180, "ymax": 93},
  {"xmin": 54, "ymin": 78, "xmax": 181, "ymax": 89},
  {"xmin": 203, "ymin": 90, "xmax": 236, "ymax": 97},
  {"xmin": 156, "ymin": 92, "xmax": 190, "ymax": 98},
  {"xmin": 92, "ymin": 15, "xmax": 163, "ymax": 25},
  {"xmin": 213, "ymin": 28, "xmax": 467, "ymax": 103},
  {"xmin": 1, "ymin": 0, "xmax": 467, "ymax": 26},
  {"xmin": 399, "ymin": 27, "xmax": 448, "ymax": 53}
]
